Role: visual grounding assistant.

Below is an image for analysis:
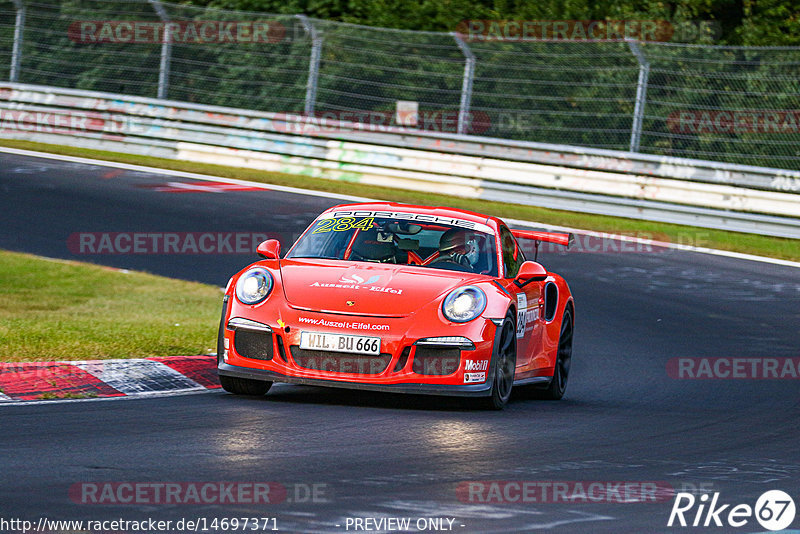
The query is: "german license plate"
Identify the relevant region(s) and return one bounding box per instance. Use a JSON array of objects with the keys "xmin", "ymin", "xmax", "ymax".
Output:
[{"xmin": 299, "ymin": 332, "xmax": 381, "ymax": 355}]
